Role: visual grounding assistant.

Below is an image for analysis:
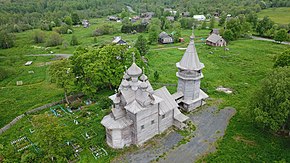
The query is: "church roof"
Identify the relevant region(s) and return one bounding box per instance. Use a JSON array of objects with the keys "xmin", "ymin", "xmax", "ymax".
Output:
[
  {"xmin": 101, "ymin": 114, "xmax": 133, "ymax": 129},
  {"xmin": 125, "ymin": 100, "xmax": 146, "ymax": 114},
  {"xmin": 176, "ymin": 38, "xmax": 204, "ymax": 71},
  {"xmin": 174, "ymin": 108, "xmax": 189, "ymax": 122},
  {"xmin": 127, "ymin": 63, "xmax": 142, "ymax": 76},
  {"xmin": 154, "ymin": 86, "xmax": 178, "ymax": 115}
]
